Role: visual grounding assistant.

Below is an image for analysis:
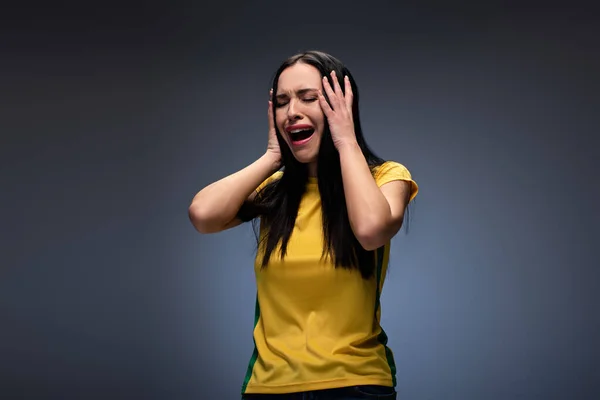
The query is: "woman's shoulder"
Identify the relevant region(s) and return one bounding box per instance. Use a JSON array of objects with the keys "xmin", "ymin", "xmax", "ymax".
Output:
[
  {"xmin": 372, "ymin": 160, "xmax": 419, "ymax": 200},
  {"xmin": 372, "ymin": 160, "xmax": 413, "ymax": 180}
]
